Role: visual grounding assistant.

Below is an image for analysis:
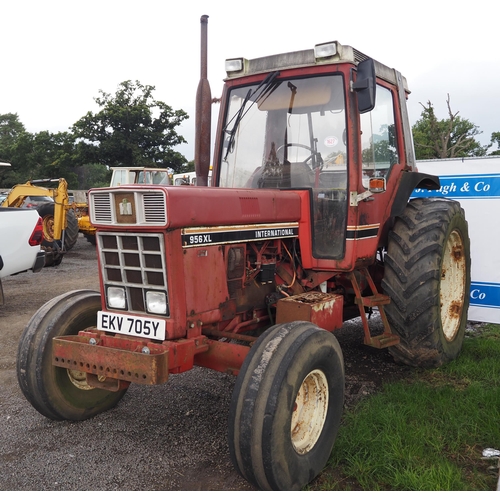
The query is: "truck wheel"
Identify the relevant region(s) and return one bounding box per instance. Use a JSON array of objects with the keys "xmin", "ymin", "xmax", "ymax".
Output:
[
  {"xmin": 382, "ymin": 197, "xmax": 471, "ymax": 367},
  {"xmin": 17, "ymin": 290, "xmax": 127, "ymax": 421},
  {"xmin": 228, "ymin": 321, "xmax": 344, "ymax": 490},
  {"xmin": 63, "ymin": 209, "xmax": 79, "ymax": 251}
]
